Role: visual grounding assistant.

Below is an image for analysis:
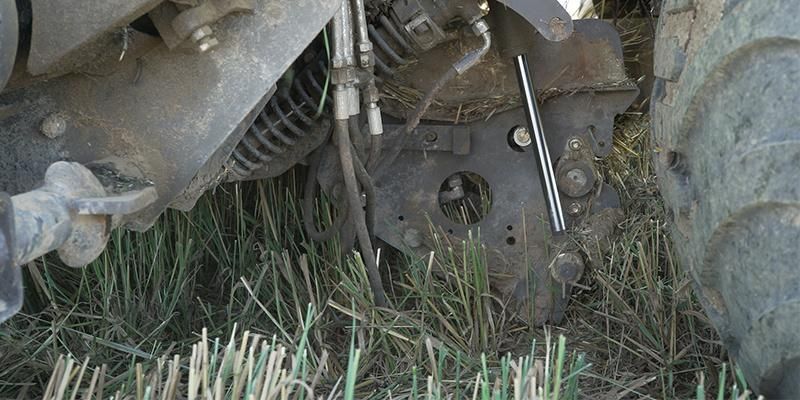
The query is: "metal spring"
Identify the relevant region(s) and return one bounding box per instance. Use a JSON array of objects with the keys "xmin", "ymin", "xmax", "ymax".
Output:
[
  {"xmin": 230, "ymin": 58, "xmax": 332, "ymax": 177},
  {"xmin": 368, "ymin": 14, "xmax": 417, "ymax": 76}
]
